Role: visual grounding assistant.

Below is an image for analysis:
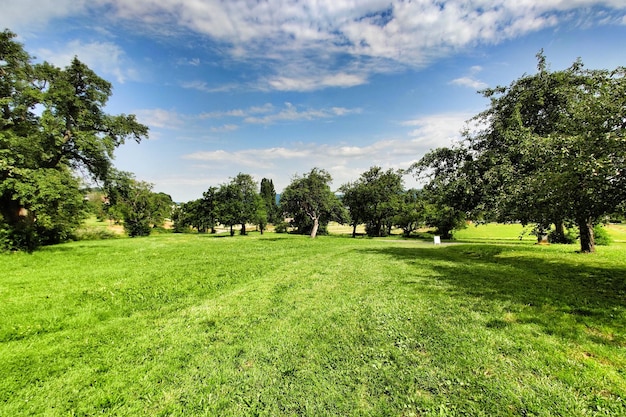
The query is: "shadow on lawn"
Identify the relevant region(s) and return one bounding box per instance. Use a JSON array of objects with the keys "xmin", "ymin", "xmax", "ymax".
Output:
[{"xmin": 363, "ymin": 244, "xmax": 626, "ymax": 345}]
